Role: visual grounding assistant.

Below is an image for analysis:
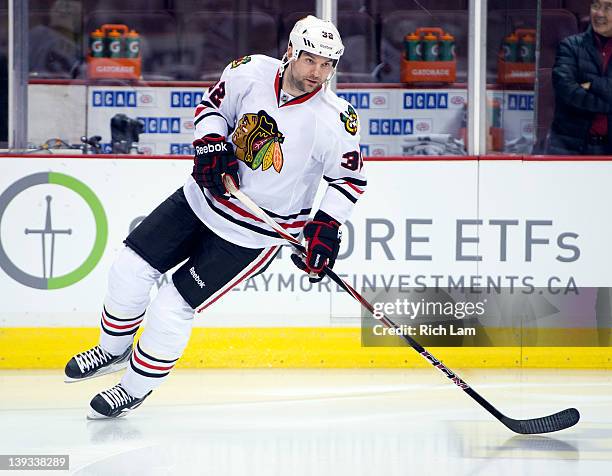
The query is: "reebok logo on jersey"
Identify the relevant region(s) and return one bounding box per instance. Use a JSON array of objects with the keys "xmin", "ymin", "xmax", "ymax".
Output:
[
  {"xmin": 195, "ymin": 143, "xmax": 228, "ymax": 155},
  {"xmin": 190, "ymin": 267, "xmax": 206, "ymax": 288}
]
